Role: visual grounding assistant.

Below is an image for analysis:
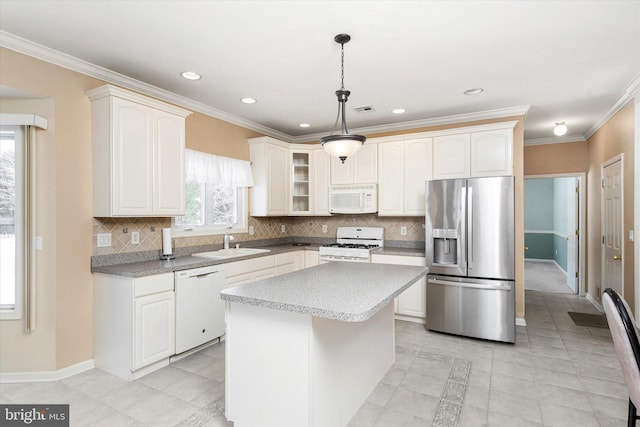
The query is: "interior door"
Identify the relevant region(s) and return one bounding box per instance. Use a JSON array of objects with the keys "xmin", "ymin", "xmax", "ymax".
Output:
[
  {"xmin": 602, "ymin": 159, "xmax": 623, "ymax": 297},
  {"xmin": 566, "ymin": 178, "xmax": 578, "ymax": 293}
]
